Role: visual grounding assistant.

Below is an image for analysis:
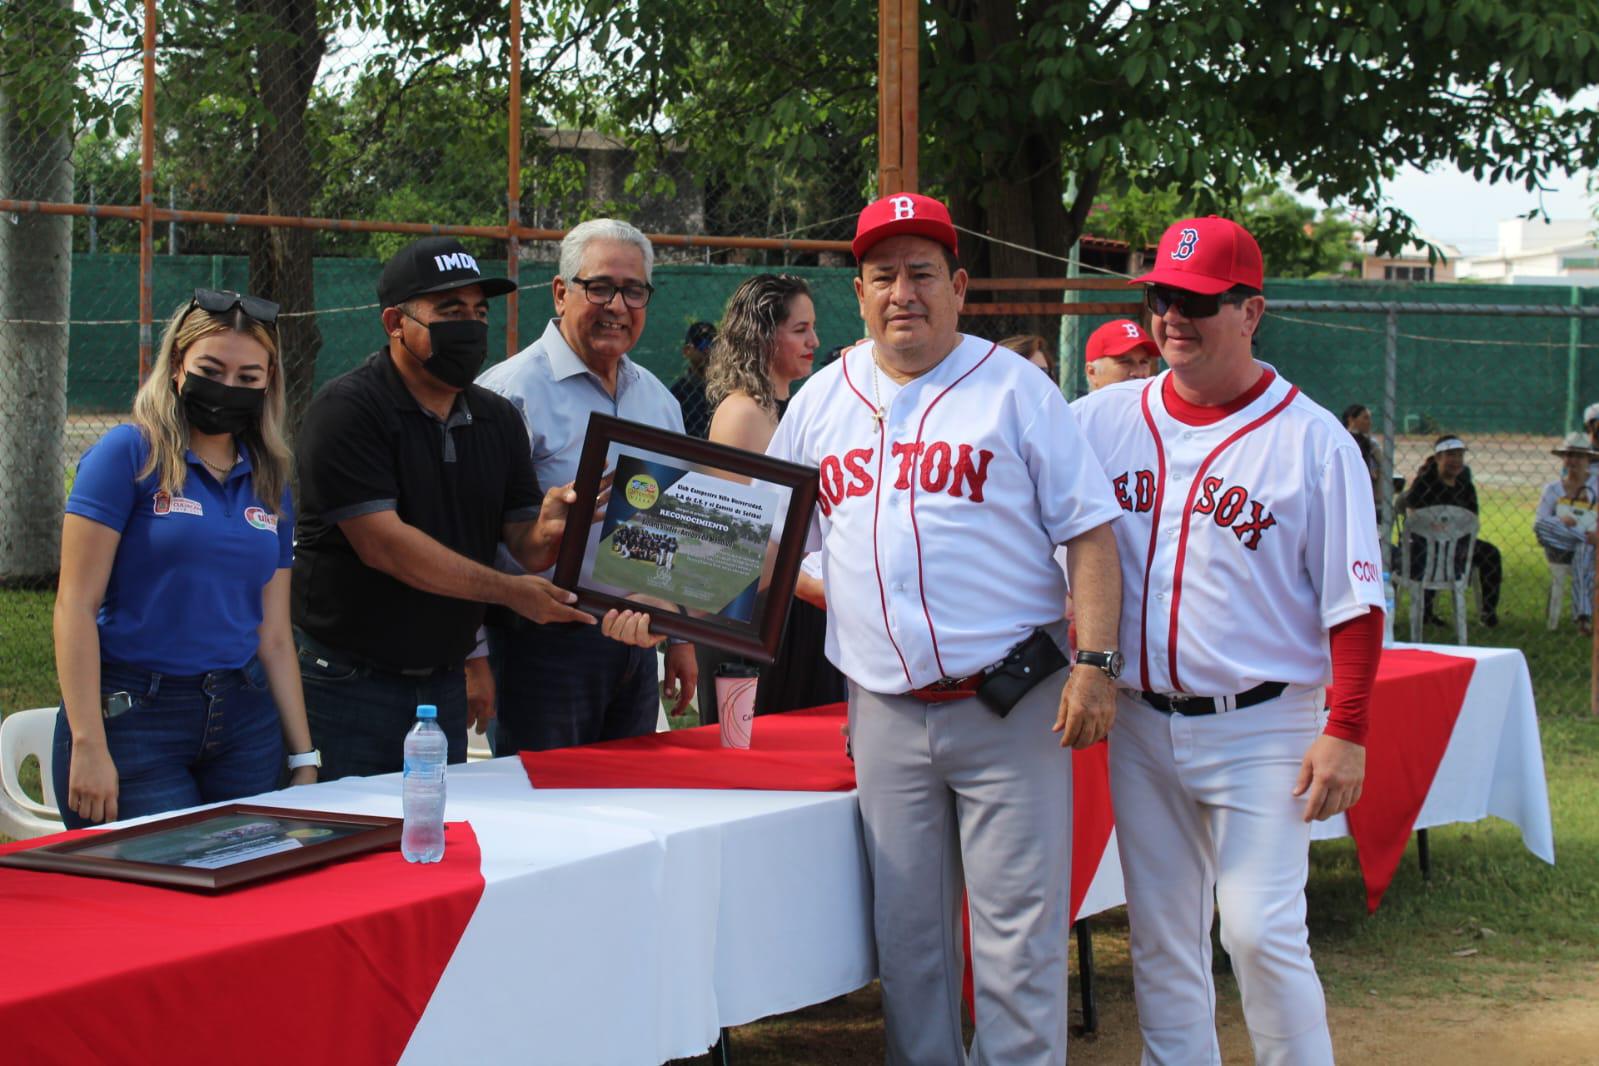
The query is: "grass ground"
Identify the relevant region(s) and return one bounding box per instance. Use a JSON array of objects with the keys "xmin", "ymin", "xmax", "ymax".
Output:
[{"xmin": 3, "ymin": 472, "xmax": 1595, "ymax": 1061}]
